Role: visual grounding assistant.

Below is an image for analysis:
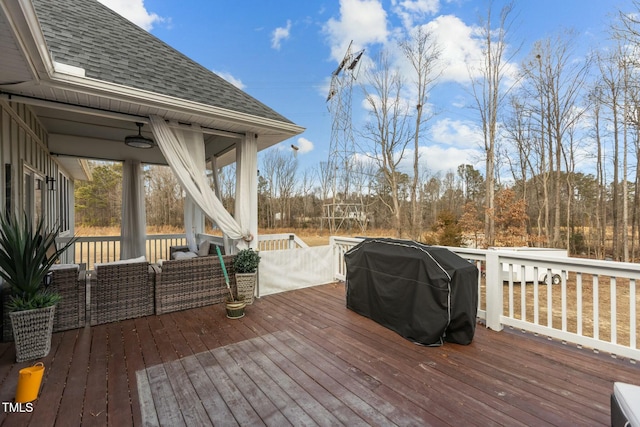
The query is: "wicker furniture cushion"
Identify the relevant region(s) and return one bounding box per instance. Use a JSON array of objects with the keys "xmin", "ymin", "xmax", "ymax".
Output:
[
  {"xmin": 197, "ymin": 240, "xmax": 210, "ymax": 257},
  {"xmin": 172, "ymin": 251, "xmax": 197, "ymax": 260},
  {"xmin": 153, "ymin": 254, "xmax": 236, "ymax": 315},
  {"xmin": 89, "ymin": 261, "xmax": 154, "ymax": 325},
  {"xmin": 95, "ymin": 255, "xmax": 146, "ymax": 267}
]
